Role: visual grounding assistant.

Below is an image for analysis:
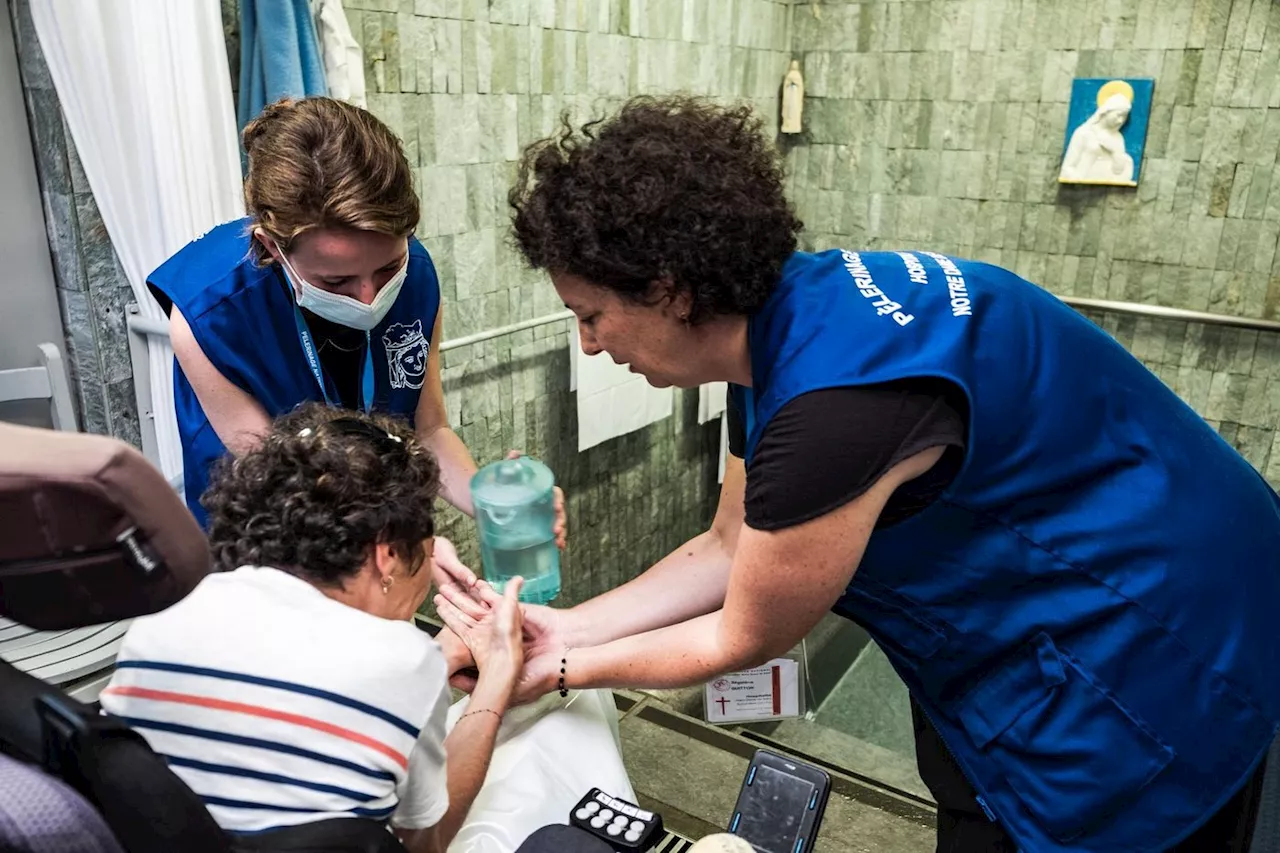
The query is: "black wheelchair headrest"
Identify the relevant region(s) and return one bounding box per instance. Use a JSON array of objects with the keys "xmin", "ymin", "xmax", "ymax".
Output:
[{"xmin": 0, "ymin": 423, "xmax": 209, "ymax": 630}]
